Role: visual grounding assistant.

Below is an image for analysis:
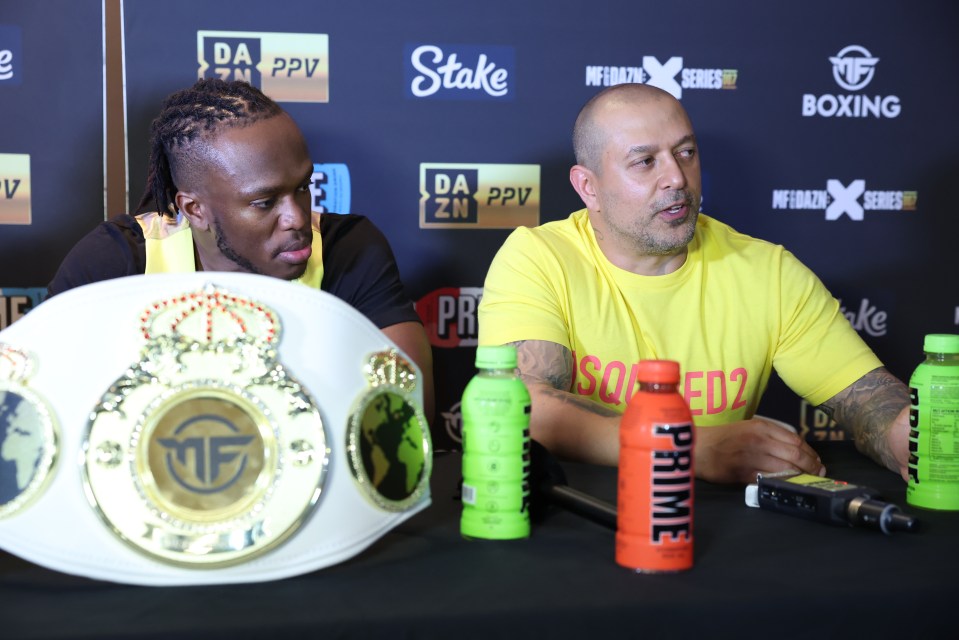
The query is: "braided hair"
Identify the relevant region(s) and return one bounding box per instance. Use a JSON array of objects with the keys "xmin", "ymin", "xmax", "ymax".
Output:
[{"xmin": 136, "ymin": 79, "xmax": 284, "ymax": 216}]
